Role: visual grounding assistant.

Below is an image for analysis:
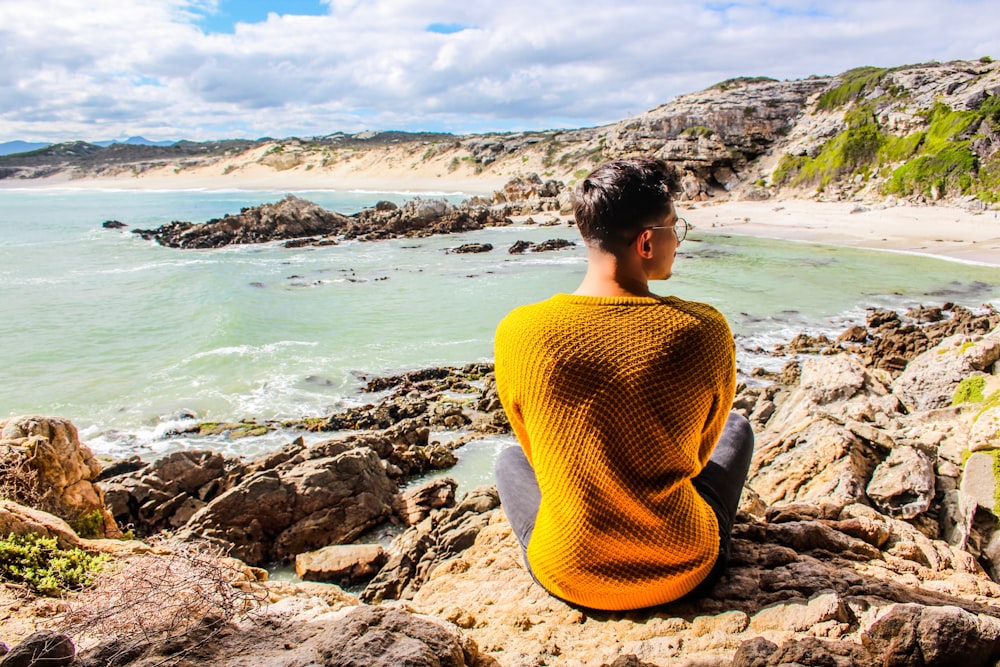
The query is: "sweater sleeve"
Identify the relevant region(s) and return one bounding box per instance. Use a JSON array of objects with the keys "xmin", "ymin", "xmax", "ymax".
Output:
[{"xmin": 494, "ymin": 310, "xmax": 534, "ymax": 464}]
